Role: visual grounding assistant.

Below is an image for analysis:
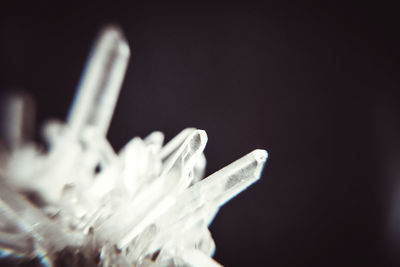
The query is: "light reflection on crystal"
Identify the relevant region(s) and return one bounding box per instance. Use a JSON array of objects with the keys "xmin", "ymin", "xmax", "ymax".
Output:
[{"xmin": 0, "ymin": 24, "xmax": 268, "ymax": 266}]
